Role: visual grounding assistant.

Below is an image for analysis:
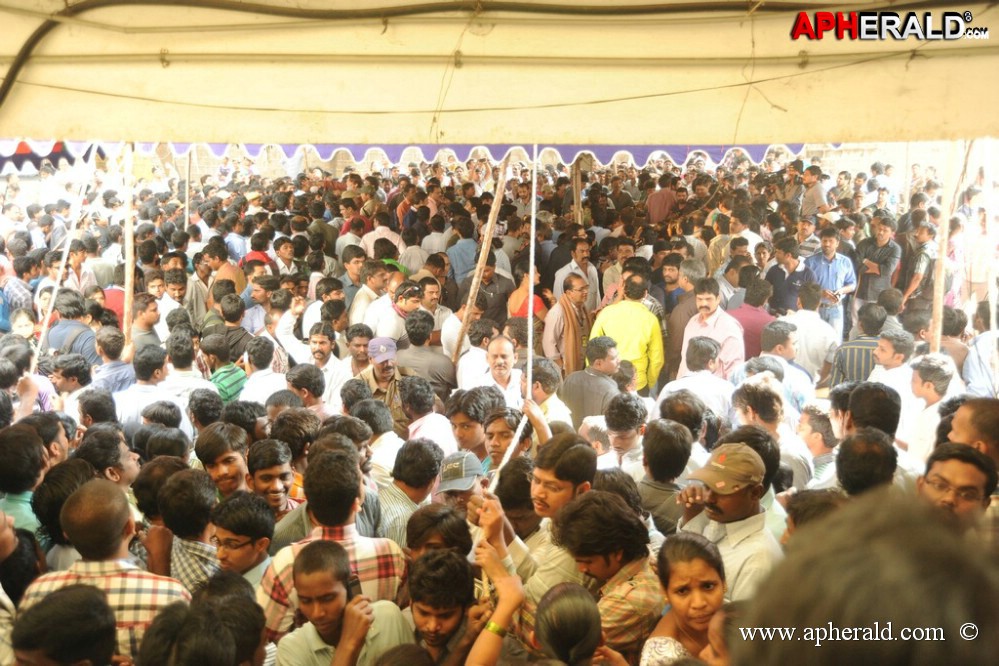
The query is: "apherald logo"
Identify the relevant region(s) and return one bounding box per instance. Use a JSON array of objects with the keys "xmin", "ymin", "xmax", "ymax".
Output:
[{"xmin": 791, "ymin": 11, "xmax": 990, "ymax": 40}]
